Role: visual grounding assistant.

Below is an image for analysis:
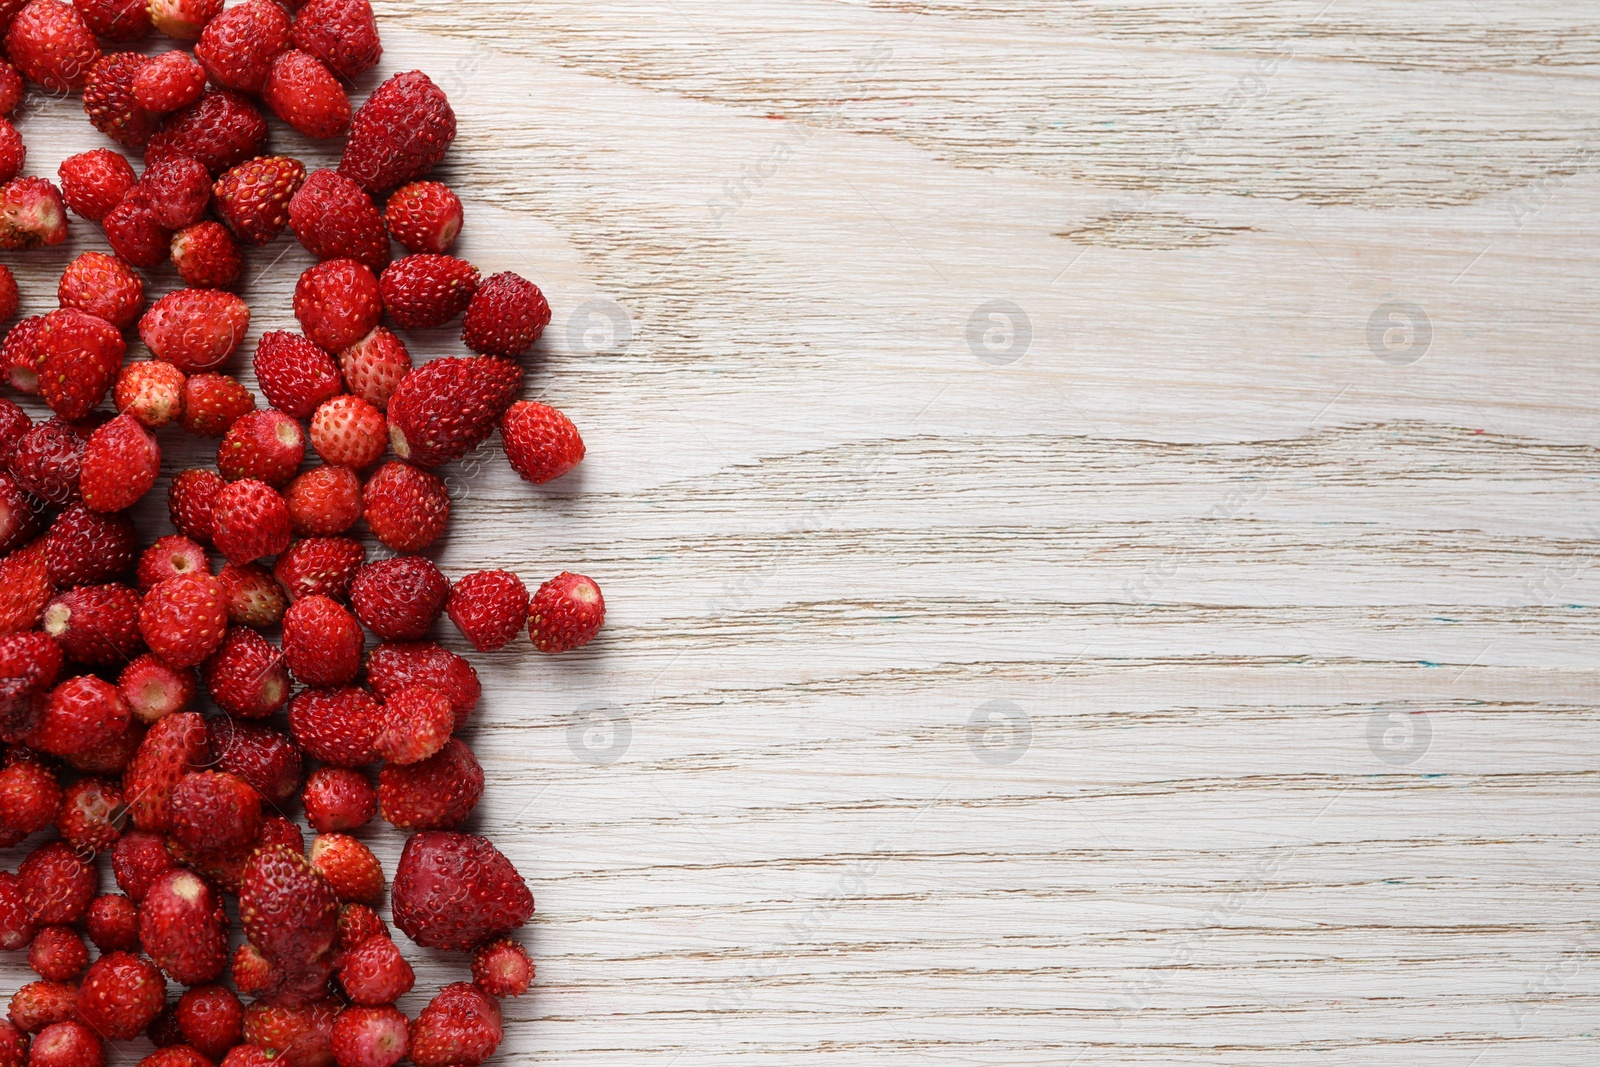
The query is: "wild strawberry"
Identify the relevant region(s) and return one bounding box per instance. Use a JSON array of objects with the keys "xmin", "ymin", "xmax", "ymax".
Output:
[
  {"xmin": 373, "ymin": 685, "xmax": 451, "ymax": 765},
  {"xmin": 209, "ymin": 718, "xmax": 302, "ymax": 805},
  {"xmin": 57, "ymin": 251, "xmax": 143, "ymax": 329},
  {"xmin": 0, "ymin": 177, "xmax": 68, "ymax": 250},
  {"xmin": 140, "ymin": 289, "xmax": 249, "ymax": 373},
  {"xmin": 146, "ymin": 0, "xmax": 220, "ymax": 40},
  {"xmin": 84, "ymin": 893, "xmax": 138, "ymax": 952},
  {"xmin": 338, "ymin": 903, "xmax": 386, "ymax": 952},
  {"xmin": 0, "ymin": 396, "xmax": 31, "ymax": 466},
  {"xmin": 285, "ymin": 467, "xmax": 363, "ymax": 536},
  {"xmin": 351, "ymin": 556, "xmax": 448, "ymax": 641},
  {"xmin": 287, "ymin": 686, "xmax": 379, "ymax": 767},
  {"xmin": 0, "ymin": 869, "xmax": 36, "ymax": 949},
  {"xmin": 167, "ymin": 468, "xmax": 225, "ymax": 542},
  {"xmin": 274, "ymin": 536, "xmax": 364, "ymax": 601},
  {"xmin": 216, "ymin": 561, "xmax": 286, "ymax": 627},
  {"xmin": 307, "ymin": 396, "xmax": 384, "ymax": 472},
  {"xmin": 79, "ymin": 415, "xmax": 159, "ymax": 513},
  {"xmin": 82, "ymin": 52, "xmax": 157, "ymax": 147},
  {"xmin": 289, "ymin": 169, "xmax": 387, "ymax": 270},
  {"xmin": 0, "ymin": 539, "xmax": 54, "ymax": 635},
  {"xmin": 340, "ymin": 71, "xmax": 454, "ymax": 193},
  {"xmin": 146, "ymin": 90, "xmax": 267, "ymax": 176},
  {"xmin": 74, "ymin": 0, "xmax": 150, "ymax": 41},
  {"xmin": 213, "ymin": 479, "xmax": 292, "ymax": 564},
  {"xmin": 131, "ymin": 50, "xmax": 204, "ymax": 113},
  {"xmin": 214, "ymin": 155, "xmax": 306, "ymax": 246},
  {"xmin": 309, "ymin": 833, "xmax": 381, "ymax": 905},
  {"xmin": 386, "ymin": 356, "xmax": 520, "ymax": 468},
  {"xmin": 0, "ymin": 263, "xmax": 14, "ymax": 323},
  {"xmin": 7, "ymin": 0, "xmax": 100, "ymax": 93},
  {"xmin": 229, "ymin": 944, "xmax": 276, "ymax": 999},
  {"xmin": 168, "ymin": 770, "xmax": 261, "ymax": 858},
  {"xmin": 138, "ymin": 155, "xmax": 211, "ymax": 229},
  {"xmin": 0, "ymin": 118, "xmax": 20, "ymax": 184},
  {"xmin": 121, "ymin": 710, "xmax": 206, "ymax": 832},
  {"xmin": 139, "ymin": 868, "xmax": 227, "ymax": 985},
  {"xmin": 446, "ymin": 570, "xmax": 529, "ymax": 652},
  {"xmin": 200, "ymin": 626, "xmax": 289, "ymax": 718},
  {"xmin": 7, "ymin": 980, "xmax": 76, "ymax": 1033},
  {"xmin": 336, "ymin": 936, "xmax": 412, "ymax": 1007},
  {"xmin": 264, "ymin": 50, "xmax": 349, "ymax": 139},
  {"xmin": 365, "ymin": 640, "xmax": 478, "ymax": 731},
  {"xmin": 195, "ymin": 0, "xmax": 289, "ymax": 93},
  {"xmin": 1, "ymin": 315, "xmax": 48, "ymax": 395},
  {"xmin": 0, "ymin": 752, "xmax": 60, "ymax": 844},
  {"xmin": 282, "ymin": 594, "xmax": 362, "ymax": 687},
  {"xmin": 175, "ymin": 985, "xmax": 243, "ymax": 1062},
  {"xmin": 361, "ymin": 461, "xmax": 448, "ymax": 552},
  {"xmin": 134, "ymin": 536, "xmax": 205, "ymax": 592},
  {"xmin": 0, "ymin": 61, "xmax": 20, "ymax": 114},
  {"xmin": 76, "ymin": 951, "xmax": 166, "ymax": 1039},
  {"xmin": 339, "ymin": 327, "xmax": 410, "ymax": 412},
  {"xmin": 383, "ymin": 181, "xmax": 461, "ymax": 254},
  {"xmin": 330, "ymin": 1005, "xmax": 407, "ymax": 1067},
  {"xmin": 56, "ymin": 149, "xmax": 134, "ymax": 222},
  {"xmin": 240, "ymin": 844, "xmax": 340, "ymax": 975},
  {"xmin": 292, "ymin": 0, "xmax": 380, "ymax": 79},
  {"xmin": 37, "ymin": 309, "xmax": 124, "ymax": 422},
  {"xmin": 52, "ymin": 778, "xmax": 123, "ymax": 854},
  {"xmin": 60, "ymin": 721, "xmax": 144, "ymax": 776},
  {"xmin": 402, "ymin": 842, "xmax": 531, "ymax": 961},
  {"xmin": 41, "ymin": 584, "xmax": 143, "ymax": 667},
  {"xmin": 19, "ymin": 841, "xmax": 96, "ymax": 924},
  {"xmin": 242, "ymin": 998, "xmax": 339, "ymax": 1067},
  {"xmin": 295, "ymin": 259, "xmax": 381, "ymax": 353},
  {"xmin": 101, "ymin": 195, "xmax": 168, "ymax": 268},
  {"xmin": 303, "ymin": 767, "xmax": 375, "ymax": 833},
  {"xmin": 26, "ymin": 1020, "xmax": 100, "ymax": 1067},
  {"xmin": 472, "ymin": 939, "xmax": 532, "ymax": 998},
  {"xmin": 0, "ymin": 631, "xmax": 62, "ymax": 723},
  {"xmin": 377, "ymin": 739, "xmax": 483, "ymax": 832},
  {"xmin": 408, "ymin": 983, "xmax": 502, "ymax": 1067},
  {"xmin": 218, "ymin": 409, "xmax": 305, "ymax": 485},
  {"xmin": 117, "ymin": 654, "xmax": 194, "ymax": 722},
  {"xmin": 115, "ymin": 362, "xmax": 186, "ymax": 429},
  {"xmin": 180, "ymin": 372, "xmax": 254, "ymax": 437},
  {"xmin": 528, "ymin": 572, "xmax": 605, "ymax": 653},
  {"xmin": 147, "ymin": 1020, "xmax": 192, "ymax": 1056},
  {"xmin": 253, "ymin": 331, "xmax": 342, "ymax": 419},
  {"xmin": 171, "ymin": 221, "xmax": 242, "ymax": 288},
  {"xmin": 380, "ymin": 254, "xmax": 478, "ymax": 330},
  {"xmin": 110, "ymin": 829, "xmax": 173, "ymax": 901},
  {"xmin": 138, "ymin": 573, "xmax": 228, "ymax": 668},
  {"xmin": 30, "ymin": 676, "xmax": 130, "ymax": 757},
  {"xmin": 0, "ymin": 471, "xmax": 43, "ymax": 556},
  {"xmin": 462, "ymin": 273, "xmax": 550, "ymax": 358}
]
